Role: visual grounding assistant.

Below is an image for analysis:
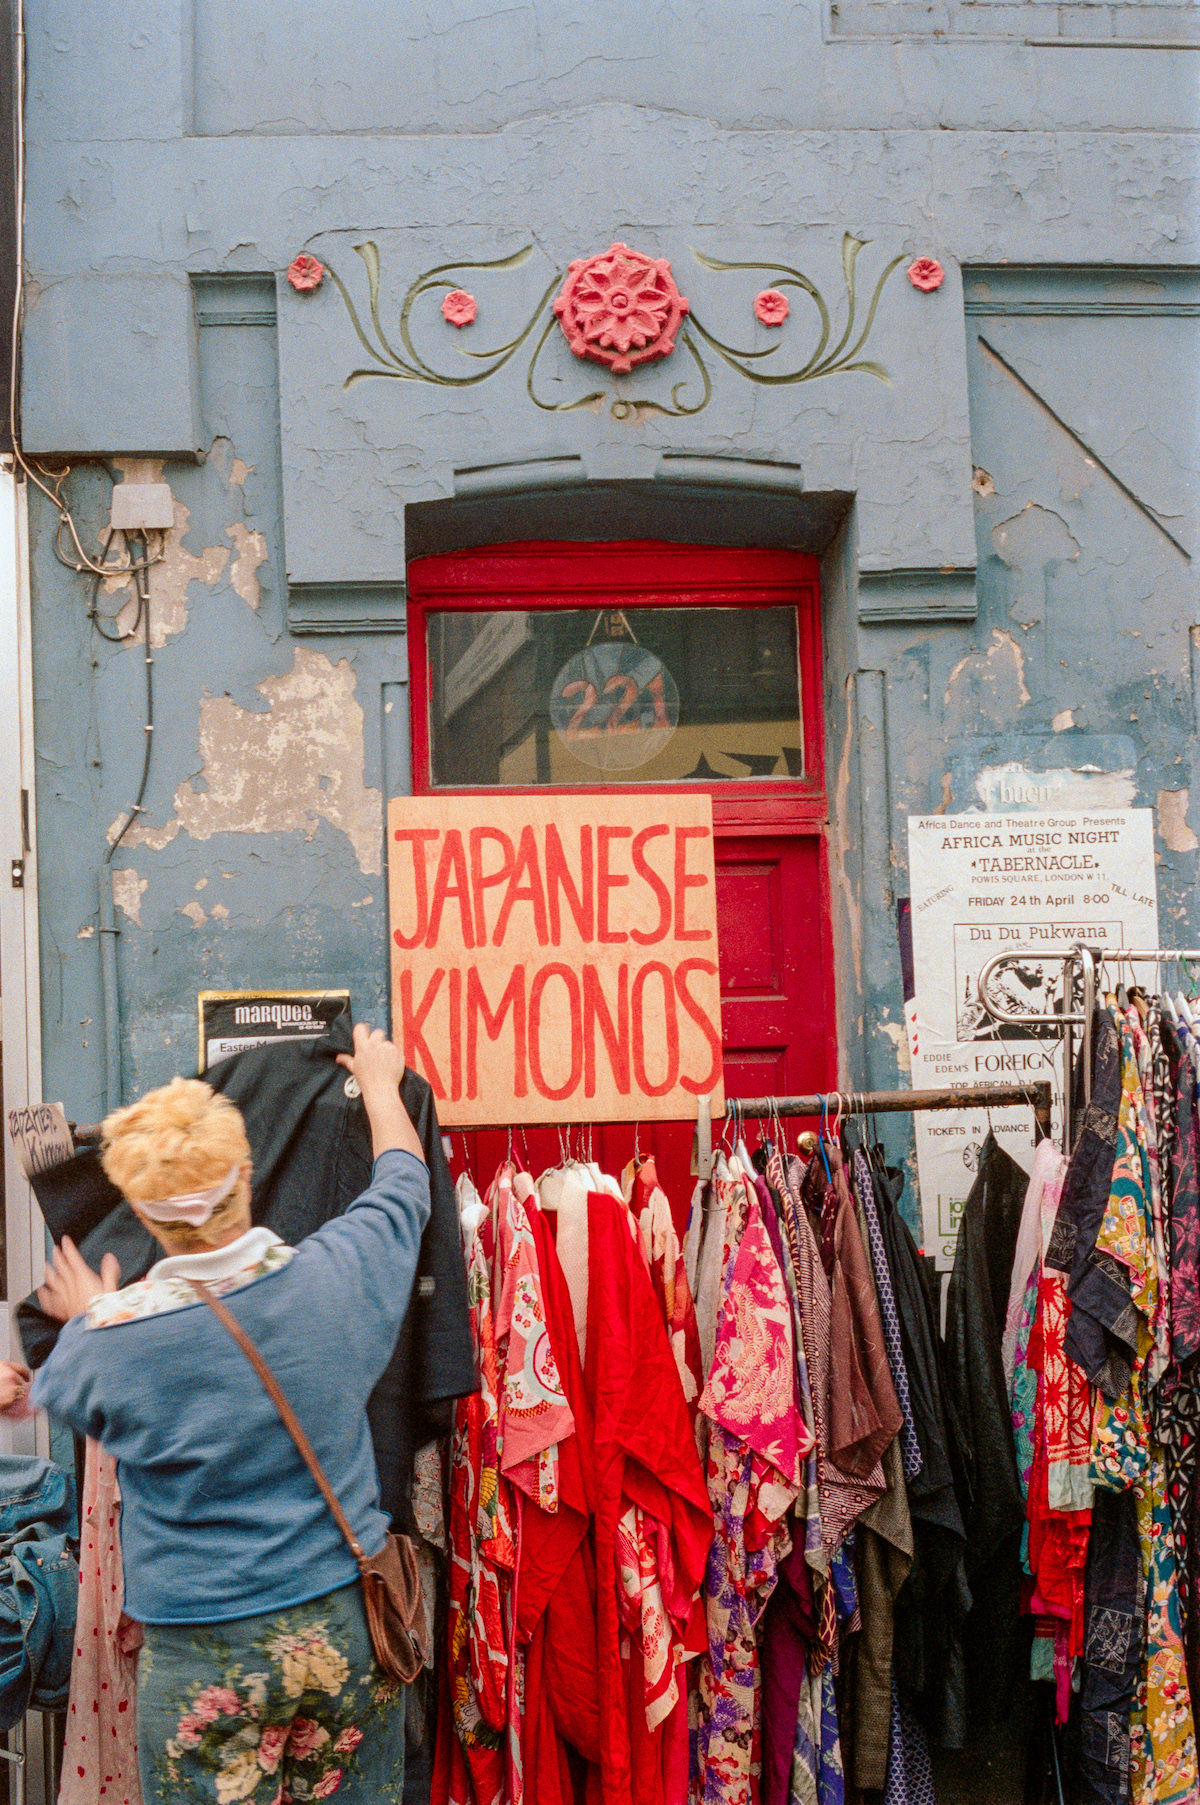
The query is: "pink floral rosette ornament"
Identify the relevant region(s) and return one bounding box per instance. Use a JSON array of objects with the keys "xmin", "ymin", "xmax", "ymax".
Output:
[
  {"xmin": 553, "ymin": 243, "xmax": 689, "ymax": 374},
  {"xmin": 287, "ymin": 253, "xmax": 324, "ymax": 293},
  {"xmin": 754, "ymin": 288, "xmax": 790, "ymax": 327},
  {"xmin": 907, "ymin": 257, "xmax": 944, "ymax": 293},
  {"xmin": 441, "ymin": 289, "xmax": 477, "ymax": 328}
]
